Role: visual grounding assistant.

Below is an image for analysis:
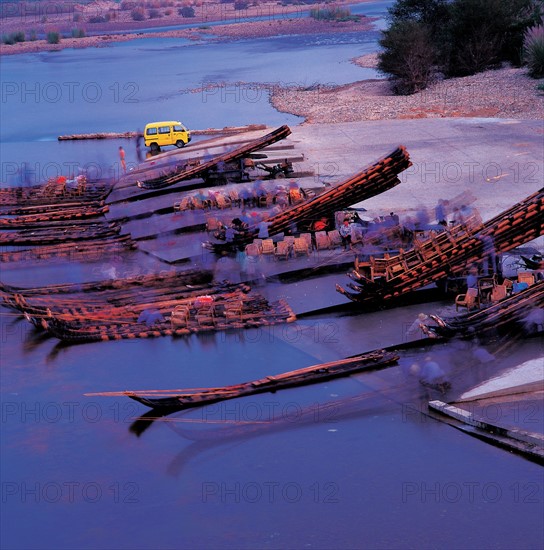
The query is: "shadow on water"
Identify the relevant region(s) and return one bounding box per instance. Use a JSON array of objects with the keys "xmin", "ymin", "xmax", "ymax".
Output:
[{"xmin": 126, "ymin": 334, "xmax": 543, "ymax": 476}]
